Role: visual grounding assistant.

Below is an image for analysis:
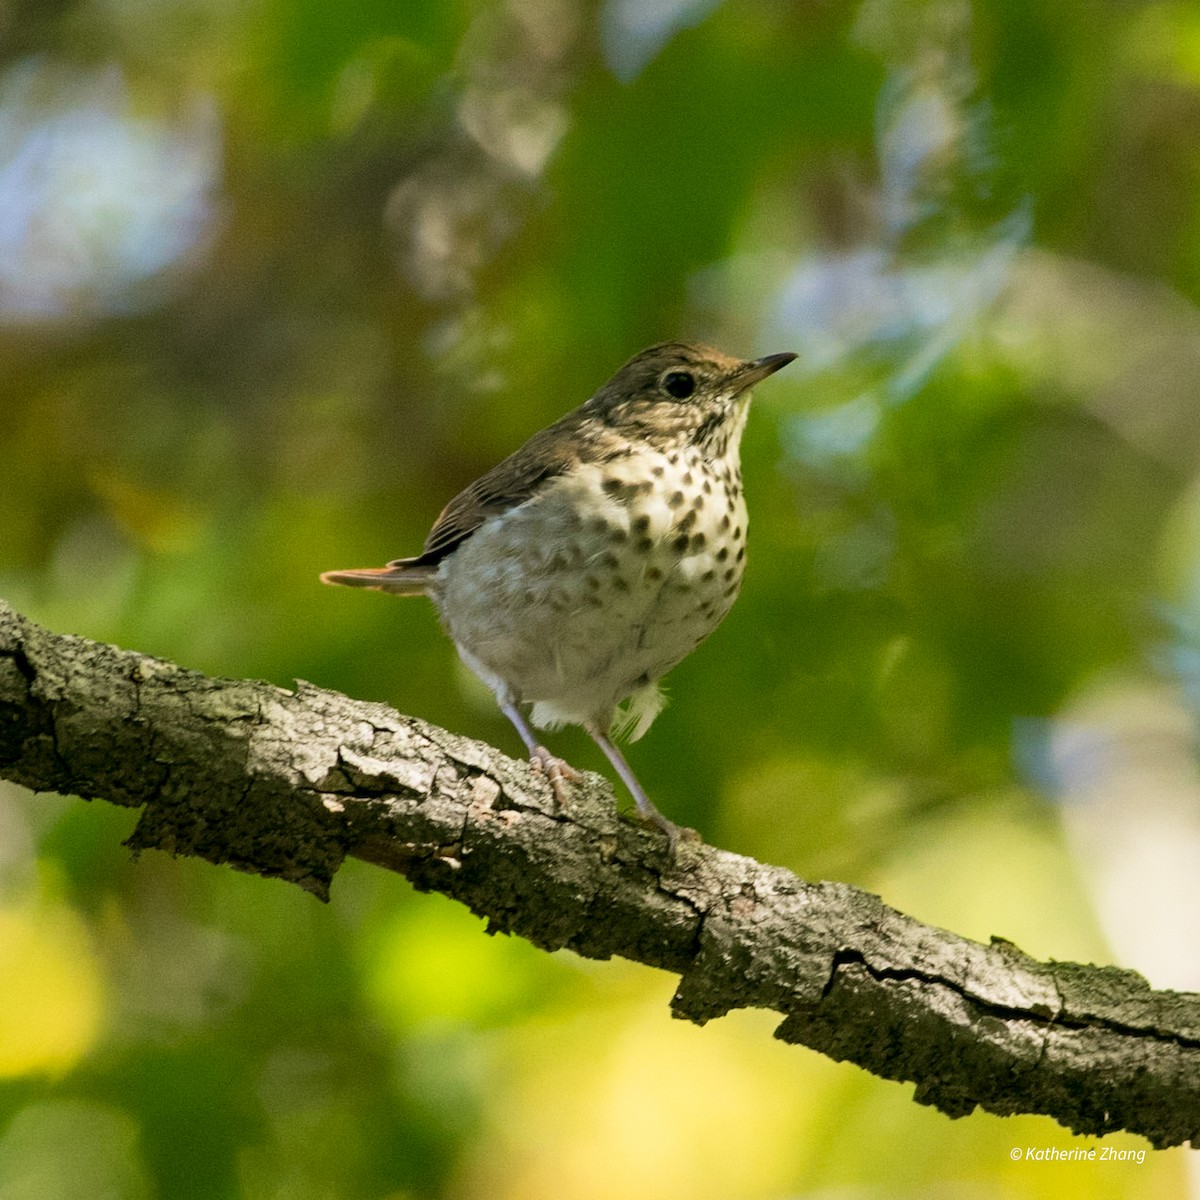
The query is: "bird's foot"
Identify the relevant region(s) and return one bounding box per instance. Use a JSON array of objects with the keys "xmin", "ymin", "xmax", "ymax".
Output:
[
  {"xmin": 633, "ymin": 809, "xmax": 700, "ymax": 858},
  {"xmin": 529, "ymin": 745, "xmax": 582, "ymax": 807}
]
